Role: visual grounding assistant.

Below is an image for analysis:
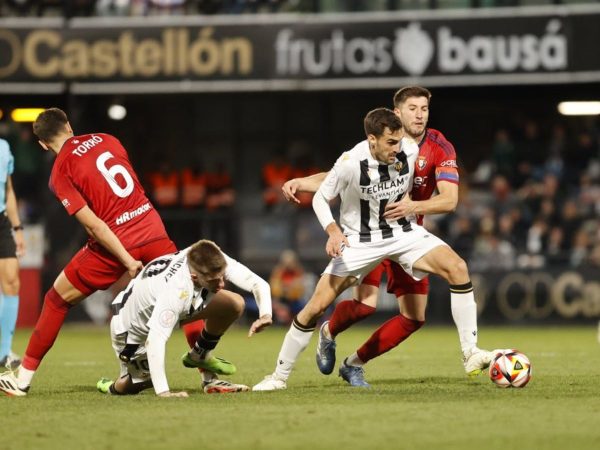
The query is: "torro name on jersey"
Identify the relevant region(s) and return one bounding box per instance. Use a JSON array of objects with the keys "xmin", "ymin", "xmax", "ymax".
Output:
[{"xmin": 72, "ymin": 135, "xmax": 103, "ymax": 157}]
